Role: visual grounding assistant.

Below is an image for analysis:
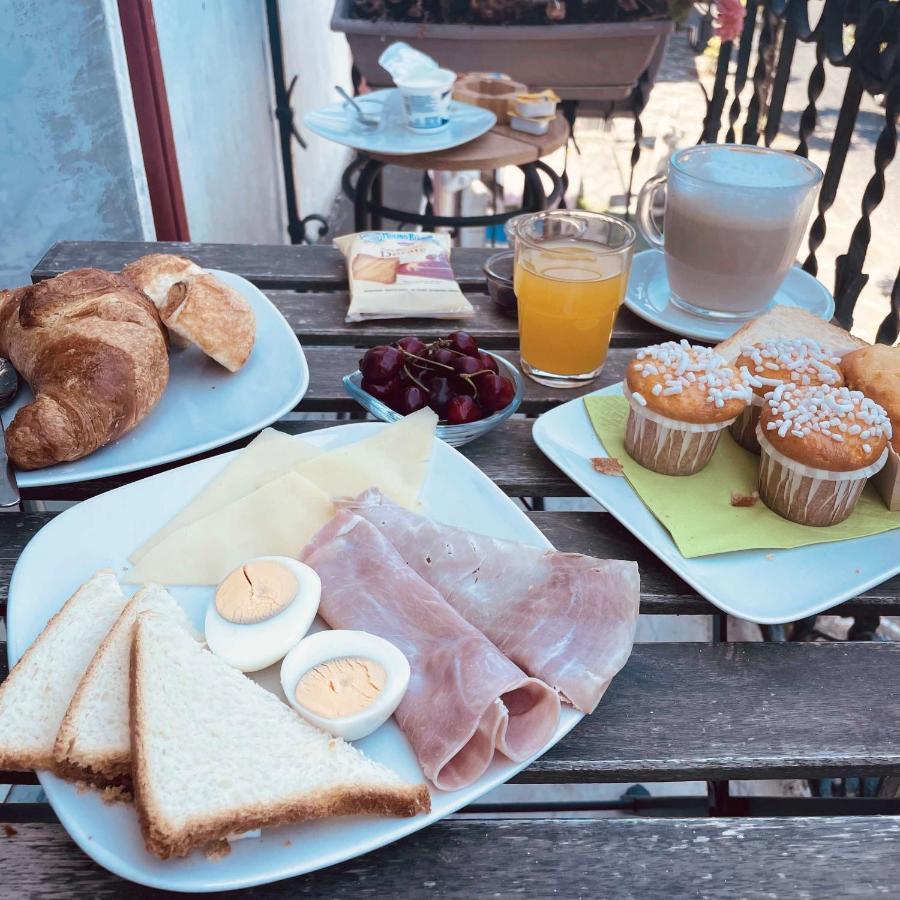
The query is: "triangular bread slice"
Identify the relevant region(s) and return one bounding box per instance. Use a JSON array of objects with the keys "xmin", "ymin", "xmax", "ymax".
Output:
[
  {"xmin": 714, "ymin": 306, "xmax": 868, "ymax": 361},
  {"xmin": 131, "ymin": 612, "xmax": 430, "ymax": 859},
  {"xmin": 0, "ymin": 570, "xmax": 127, "ymax": 772},
  {"xmin": 53, "ymin": 583, "xmax": 198, "ymax": 789}
]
